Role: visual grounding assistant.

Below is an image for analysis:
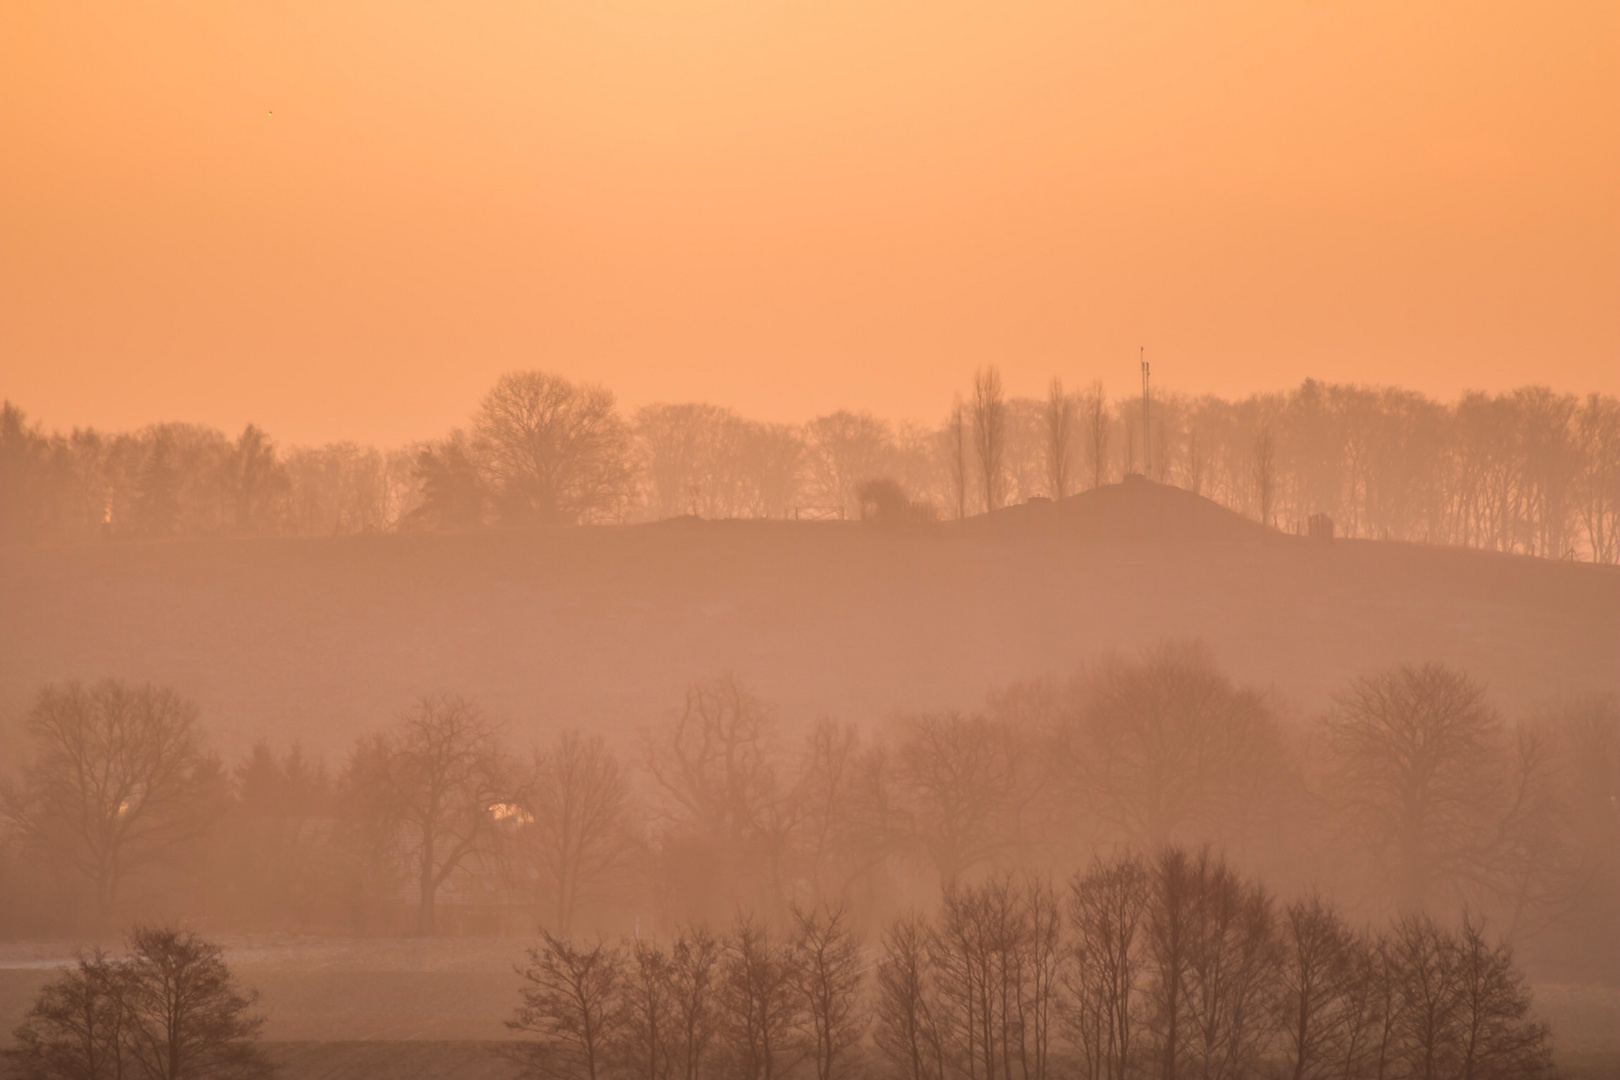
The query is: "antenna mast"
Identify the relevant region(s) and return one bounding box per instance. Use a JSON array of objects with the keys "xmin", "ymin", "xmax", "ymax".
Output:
[{"xmin": 1140, "ymin": 347, "xmax": 1151, "ymax": 478}]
